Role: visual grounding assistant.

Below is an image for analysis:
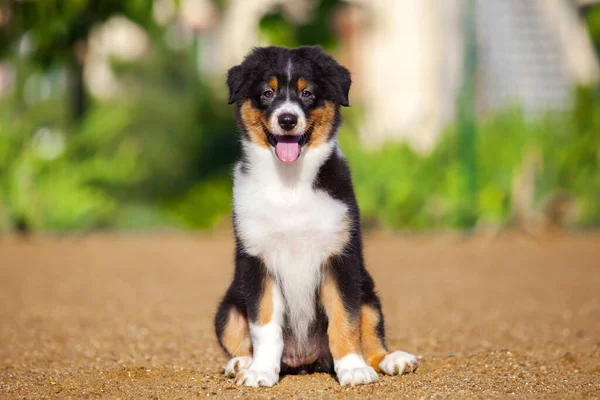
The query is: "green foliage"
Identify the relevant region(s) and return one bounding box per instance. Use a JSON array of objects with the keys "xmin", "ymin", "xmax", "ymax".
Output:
[
  {"xmin": 259, "ymin": 0, "xmax": 341, "ymax": 49},
  {"xmin": 0, "ymin": 25, "xmax": 238, "ymax": 233},
  {"xmin": 340, "ymin": 87, "xmax": 600, "ymax": 230},
  {"xmin": 0, "ymin": 100, "xmax": 143, "ymax": 231},
  {"xmin": 164, "ymin": 177, "xmax": 232, "ymax": 229},
  {"xmin": 2, "ymin": 0, "xmax": 157, "ymax": 64},
  {"xmin": 586, "ymin": 5, "xmax": 600, "ymax": 54}
]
